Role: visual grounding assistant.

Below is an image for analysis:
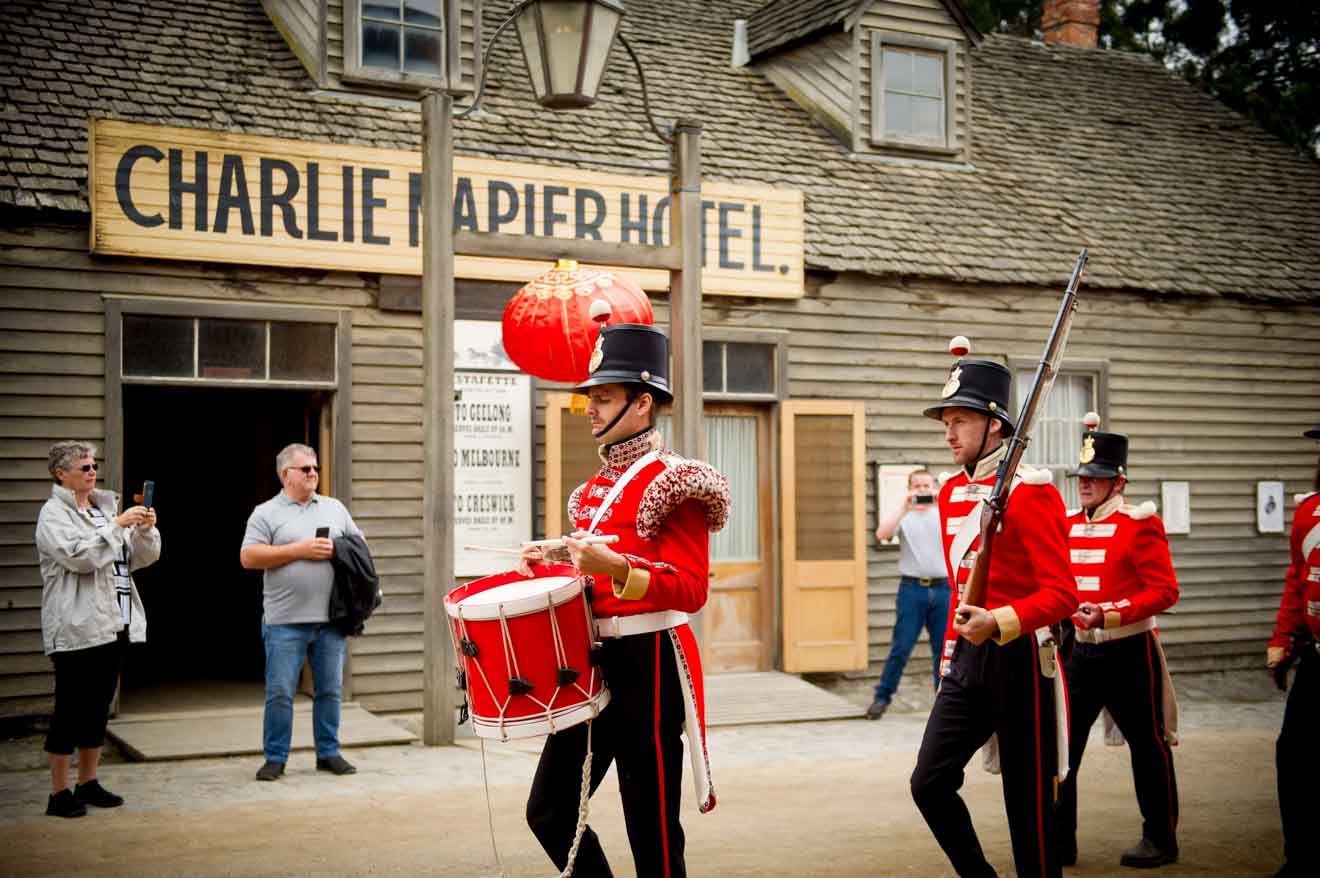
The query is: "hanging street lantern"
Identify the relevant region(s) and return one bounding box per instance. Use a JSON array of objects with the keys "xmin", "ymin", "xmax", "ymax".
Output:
[
  {"xmin": 501, "ymin": 258, "xmax": 653, "ymax": 383},
  {"xmin": 514, "ymin": 0, "xmax": 624, "ymax": 110}
]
